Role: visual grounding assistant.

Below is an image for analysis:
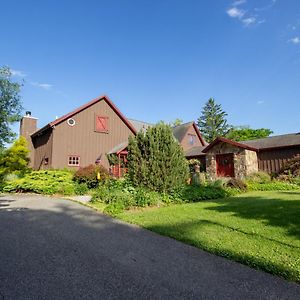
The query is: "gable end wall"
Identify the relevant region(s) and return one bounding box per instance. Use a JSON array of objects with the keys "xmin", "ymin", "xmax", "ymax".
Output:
[{"xmin": 51, "ymin": 100, "xmax": 133, "ymax": 169}]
